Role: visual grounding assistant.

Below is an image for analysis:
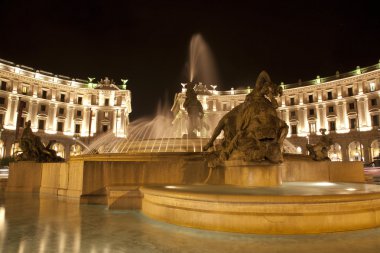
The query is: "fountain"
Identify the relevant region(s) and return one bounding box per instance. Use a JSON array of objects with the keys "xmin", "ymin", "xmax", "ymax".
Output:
[{"xmin": 6, "ymin": 35, "xmax": 380, "ymax": 235}]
